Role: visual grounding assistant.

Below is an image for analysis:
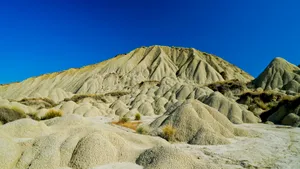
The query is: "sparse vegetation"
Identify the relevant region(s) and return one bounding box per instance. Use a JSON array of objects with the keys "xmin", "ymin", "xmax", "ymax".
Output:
[
  {"xmin": 0, "ymin": 106, "xmax": 26, "ymax": 124},
  {"xmin": 112, "ymin": 120, "xmax": 142, "ymax": 130},
  {"xmin": 260, "ymin": 95, "xmax": 300, "ymax": 122},
  {"xmin": 162, "ymin": 124, "xmax": 176, "ymax": 142},
  {"xmin": 41, "ymin": 109, "xmax": 63, "ymax": 120},
  {"xmin": 67, "ymin": 94, "xmax": 105, "ymax": 103},
  {"xmin": 18, "ymin": 97, "xmax": 57, "ymax": 109},
  {"xmin": 207, "ymin": 79, "xmax": 248, "ymax": 95},
  {"xmin": 135, "ymin": 113, "xmax": 141, "ymax": 120},
  {"xmin": 237, "ymin": 91, "xmax": 294, "ymax": 112},
  {"xmin": 119, "ymin": 116, "xmax": 130, "ymax": 123},
  {"xmin": 65, "ymin": 91, "xmax": 130, "ymax": 103},
  {"xmin": 138, "ymin": 80, "xmax": 160, "ymax": 87},
  {"xmin": 105, "ymin": 91, "xmax": 130, "ymax": 97},
  {"xmin": 136, "ymin": 126, "xmax": 149, "ymax": 134}
]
